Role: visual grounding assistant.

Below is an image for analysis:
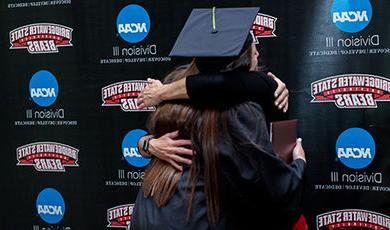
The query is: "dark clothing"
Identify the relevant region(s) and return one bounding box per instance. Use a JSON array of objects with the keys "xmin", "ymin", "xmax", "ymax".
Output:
[
  {"xmin": 217, "ymin": 103, "xmax": 306, "ymax": 230},
  {"xmin": 186, "ymin": 70, "xmax": 286, "ymax": 123},
  {"xmin": 186, "ymin": 71, "xmax": 277, "ymax": 105},
  {"xmin": 132, "ymin": 102, "xmax": 305, "ymax": 230}
]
